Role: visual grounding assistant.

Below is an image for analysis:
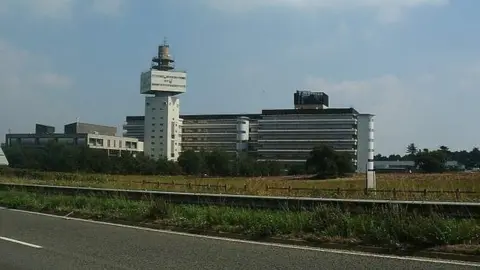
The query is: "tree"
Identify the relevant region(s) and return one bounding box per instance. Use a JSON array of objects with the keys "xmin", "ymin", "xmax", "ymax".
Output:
[
  {"xmin": 306, "ymin": 145, "xmax": 353, "ymax": 179},
  {"xmin": 414, "ymin": 150, "xmax": 447, "ymax": 173},
  {"xmin": 406, "ymin": 143, "xmax": 418, "ymax": 157},
  {"xmin": 205, "ymin": 150, "xmax": 232, "ymax": 176},
  {"xmin": 177, "ymin": 150, "xmax": 203, "ymax": 175}
]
